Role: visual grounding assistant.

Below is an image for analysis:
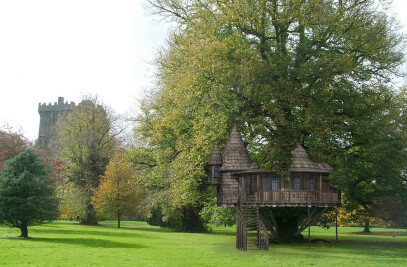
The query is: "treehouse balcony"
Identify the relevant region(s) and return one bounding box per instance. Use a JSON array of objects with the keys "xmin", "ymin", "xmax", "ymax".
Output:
[
  {"xmin": 235, "ymin": 172, "xmax": 341, "ymax": 208},
  {"xmin": 238, "ymin": 189, "xmax": 340, "ymax": 207}
]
